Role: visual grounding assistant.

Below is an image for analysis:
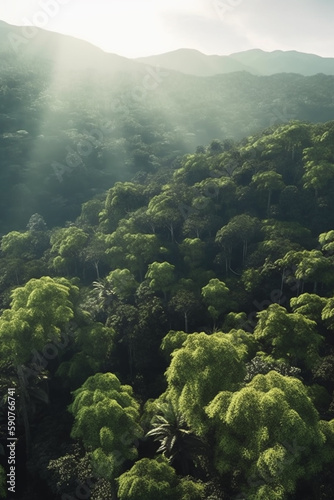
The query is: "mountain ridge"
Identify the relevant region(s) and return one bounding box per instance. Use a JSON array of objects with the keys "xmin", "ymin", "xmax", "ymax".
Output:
[
  {"xmin": 136, "ymin": 47, "xmax": 334, "ymax": 77},
  {"xmin": 1, "ymin": 21, "xmax": 334, "ymax": 77}
]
